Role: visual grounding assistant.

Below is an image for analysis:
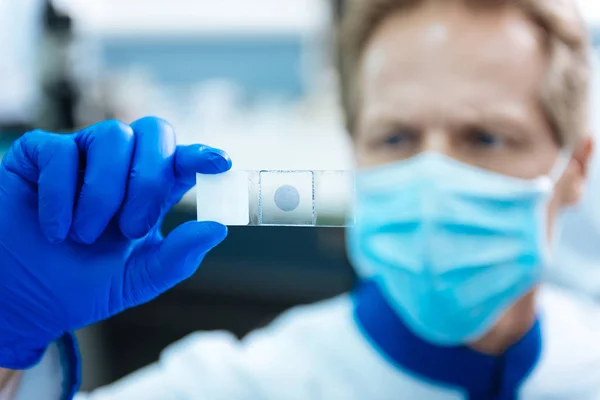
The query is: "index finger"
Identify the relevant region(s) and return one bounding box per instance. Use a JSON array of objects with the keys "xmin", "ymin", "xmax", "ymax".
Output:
[{"xmin": 174, "ymin": 144, "xmax": 232, "ymax": 188}]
